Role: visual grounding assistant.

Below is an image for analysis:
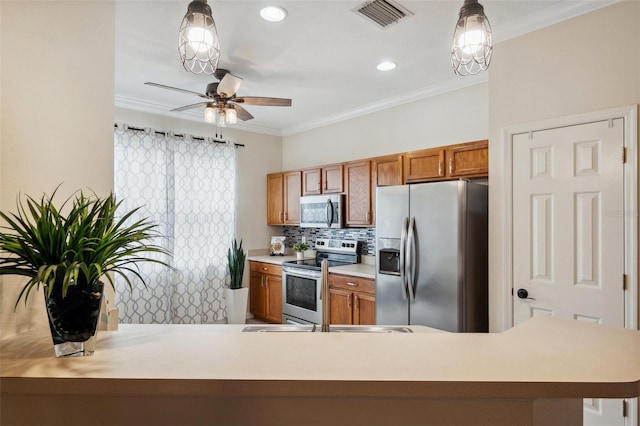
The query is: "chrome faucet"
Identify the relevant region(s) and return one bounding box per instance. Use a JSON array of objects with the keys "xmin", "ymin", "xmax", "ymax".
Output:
[{"xmin": 321, "ymin": 259, "xmax": 330, "ymax": 332}]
